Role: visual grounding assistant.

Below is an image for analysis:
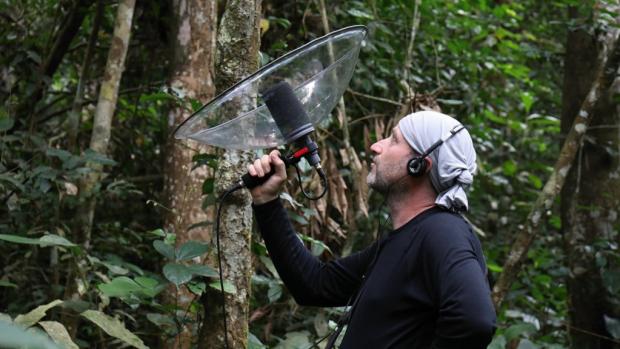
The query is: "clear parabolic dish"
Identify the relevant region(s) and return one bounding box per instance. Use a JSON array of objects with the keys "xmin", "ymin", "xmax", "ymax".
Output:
[{"xmin": 173, "ymin": 25, "xmax": 367, "ymax": 150}]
